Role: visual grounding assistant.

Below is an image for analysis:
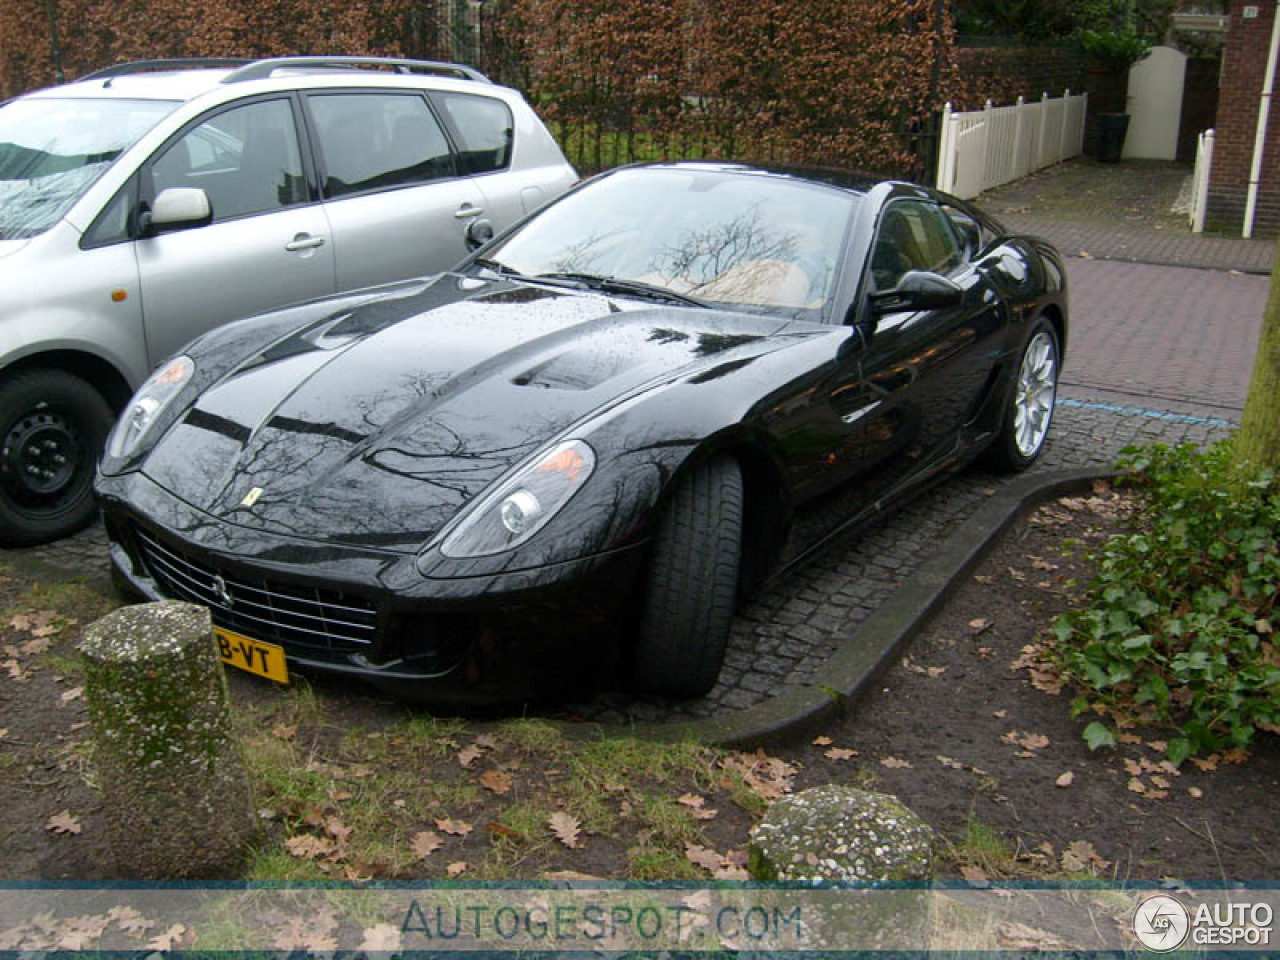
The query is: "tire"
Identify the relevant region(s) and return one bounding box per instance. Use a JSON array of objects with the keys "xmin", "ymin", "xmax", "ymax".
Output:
[
  {"xmin": 0, "ymin": 369, "xmax": 114, "ymax": 547},
  {"xmin": 631, "ymin": 456, "xmax": 743, "ymax": 697},
  {"xmin": 987, "ymin": 319, "xmax": 1060, "ymax": 472}
]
